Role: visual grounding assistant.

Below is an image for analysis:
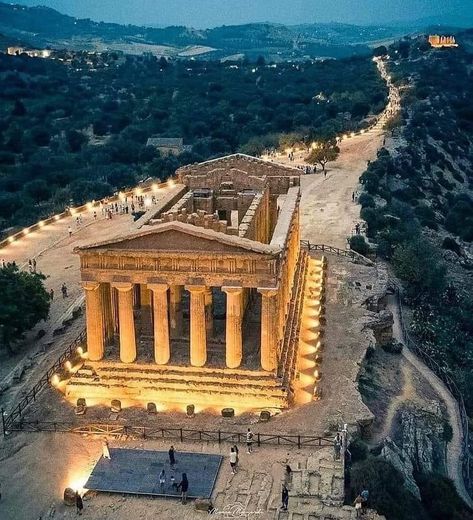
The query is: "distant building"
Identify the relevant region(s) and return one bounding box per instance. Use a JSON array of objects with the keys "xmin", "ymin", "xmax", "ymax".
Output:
[
  {"xmin": 428, "ymin": 35, "xmax": 458, "ymax": 48},
  {"xmin": 146, "ymin": 137, "xmax": 191, "ymax": 155},
  {"xmin": 7, "ymin": 46, "xmax": 51, "ymax": 58}
]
